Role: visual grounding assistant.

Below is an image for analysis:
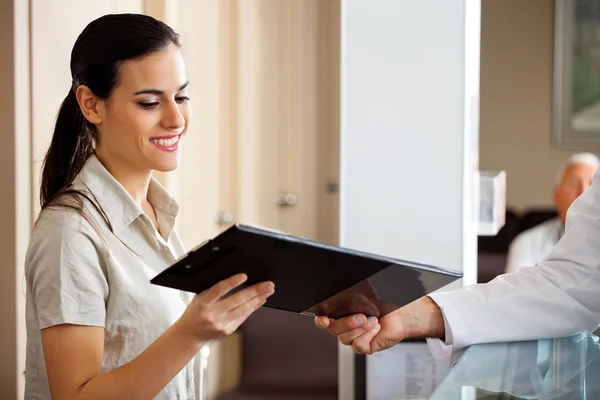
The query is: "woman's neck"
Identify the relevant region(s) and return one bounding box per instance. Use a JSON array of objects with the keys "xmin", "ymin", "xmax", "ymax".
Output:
[{"xmin": 95, "ymin": 153, "xmax": 152, "ymax": 207}]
